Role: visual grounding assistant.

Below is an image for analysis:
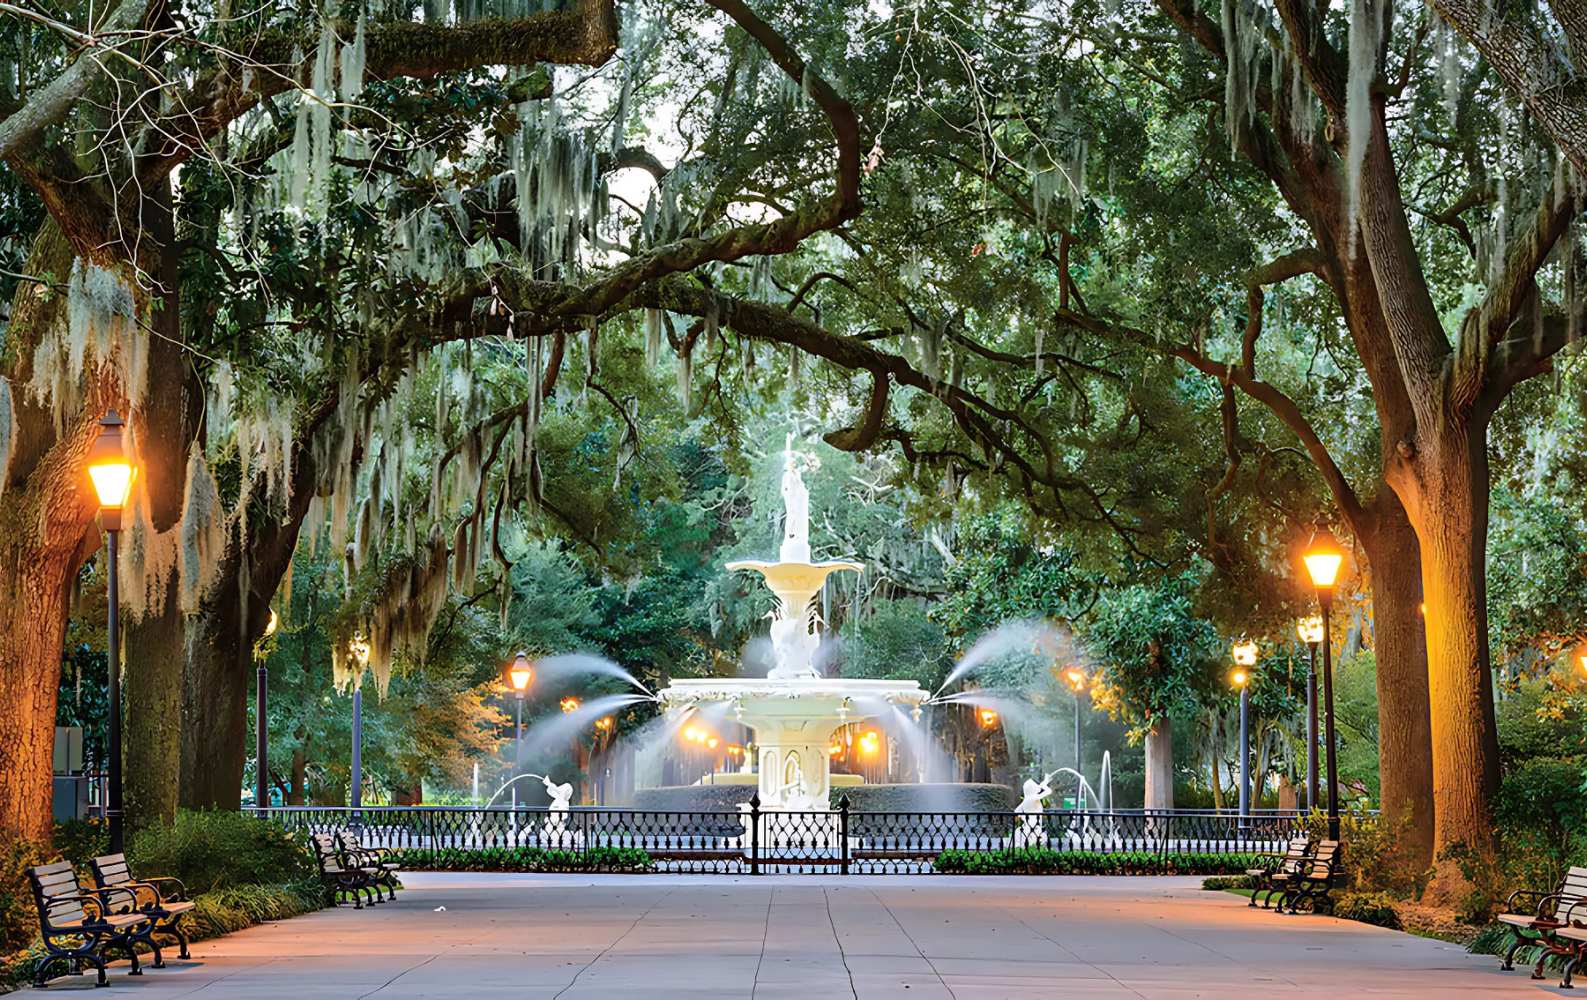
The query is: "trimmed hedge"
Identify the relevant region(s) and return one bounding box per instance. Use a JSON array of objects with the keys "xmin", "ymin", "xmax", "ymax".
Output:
[
  {"xmin": 634, "ymin": 785, "xmax": 757, "ymax": 812},
  {"xmin": 391, "ymin": 845, "xmax": 653, "ymax": 873},
  {"xmin": 934, "ymin": 848, "xmax": 1268, "ymax": 875},
  {"xmin": 832, "ymin": 783, "xmax": 1016, "ymax": 813}
]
